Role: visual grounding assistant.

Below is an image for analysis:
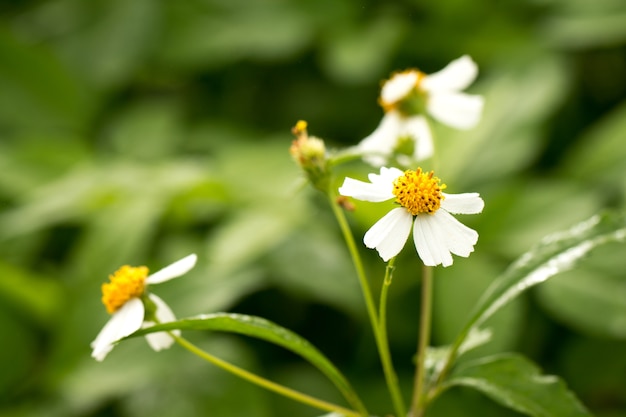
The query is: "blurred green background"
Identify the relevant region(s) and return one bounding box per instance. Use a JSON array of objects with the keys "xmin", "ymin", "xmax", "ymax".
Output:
[{"xmin": 1, "ymin": 0, "xmax": 625, "ymax": 416}]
